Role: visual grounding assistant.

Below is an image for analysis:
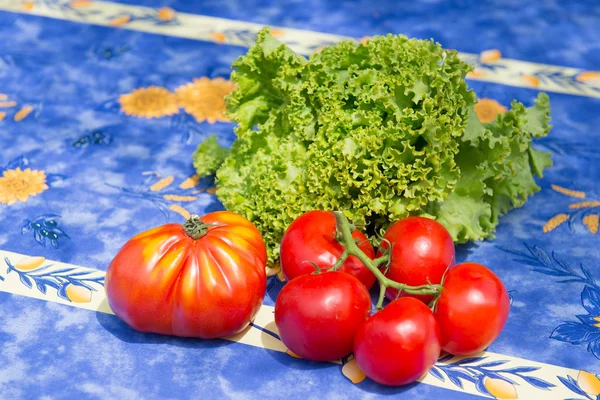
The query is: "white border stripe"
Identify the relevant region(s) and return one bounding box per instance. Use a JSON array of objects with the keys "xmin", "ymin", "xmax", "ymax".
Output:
[
  {"xmin": 0, "ymin": 249, "xmax": 592, "ymax": 399},
  {"xmin": 0, "ymin": 0, "xmax": 599, "ymax": 98}
]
